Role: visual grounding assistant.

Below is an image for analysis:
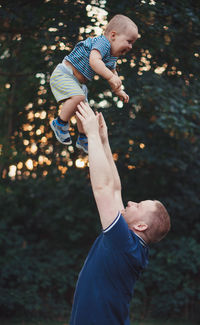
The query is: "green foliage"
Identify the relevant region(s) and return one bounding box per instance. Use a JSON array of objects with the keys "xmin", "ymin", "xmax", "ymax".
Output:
[
  {"xmin": 0, "ymin": 0, "xmax": 200, "ymax": 322},
  {"xmin": 132, "ymin": 238, "xmax": 200, "ymax": 320},
  {"xmin": 0, "ymin": 0, "xmax": 91, "ymax": 177},
  {"xmin": 0, "ymin": 172, "xmax": 98, "ymax": 318}
]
